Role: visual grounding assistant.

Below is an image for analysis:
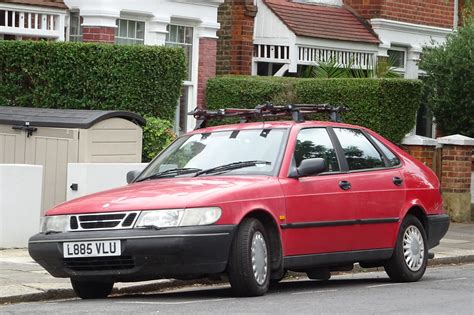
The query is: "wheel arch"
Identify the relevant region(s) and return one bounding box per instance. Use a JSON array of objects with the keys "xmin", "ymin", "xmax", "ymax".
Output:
[
  {"xmin": 239, "ymin": 209, "xmax": 283, "ymax": 273},
  {"xmin": 402, "ymin": 204, "xmax": 429, "ymax": 237}
]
